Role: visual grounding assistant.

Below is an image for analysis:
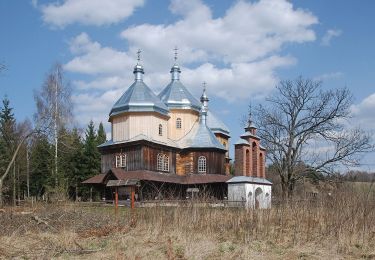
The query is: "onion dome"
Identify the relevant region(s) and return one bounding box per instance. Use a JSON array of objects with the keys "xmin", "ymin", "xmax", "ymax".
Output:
[
  {"xmin": 158, "ymin": 48, "xmax": 202, "ymax": 112},
  {"xmin": 110, "ymin": 50, "xmax": 169, "ymax": 117},
  {"xmin": 177, "ymin": 86, "xmax": 225, "ymax": 150}
]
